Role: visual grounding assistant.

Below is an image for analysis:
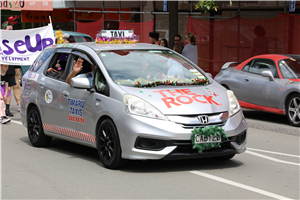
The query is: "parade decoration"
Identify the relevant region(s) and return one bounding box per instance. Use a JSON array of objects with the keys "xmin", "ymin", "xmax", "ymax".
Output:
[
  {"xmin": 8, "ymin": 15, "xmax": 19, "ymax": 24},
  {"xmin": 95, "ymin": 32, "xmax": 139, "ymax": 44},
  {"xmin": 55, "ymin": 30, "xmax": 64, "ymax": 44},
  {"xmin": 191, "ymin": 126, "xmax": 228, "ymax": 153},
  {"xmin": 134, "ymin": 77, "xmax": 209, "ymax": 88},
  {"xmin": 3, "ymin": 16, "xmax": 19, "ymax": 29}
]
